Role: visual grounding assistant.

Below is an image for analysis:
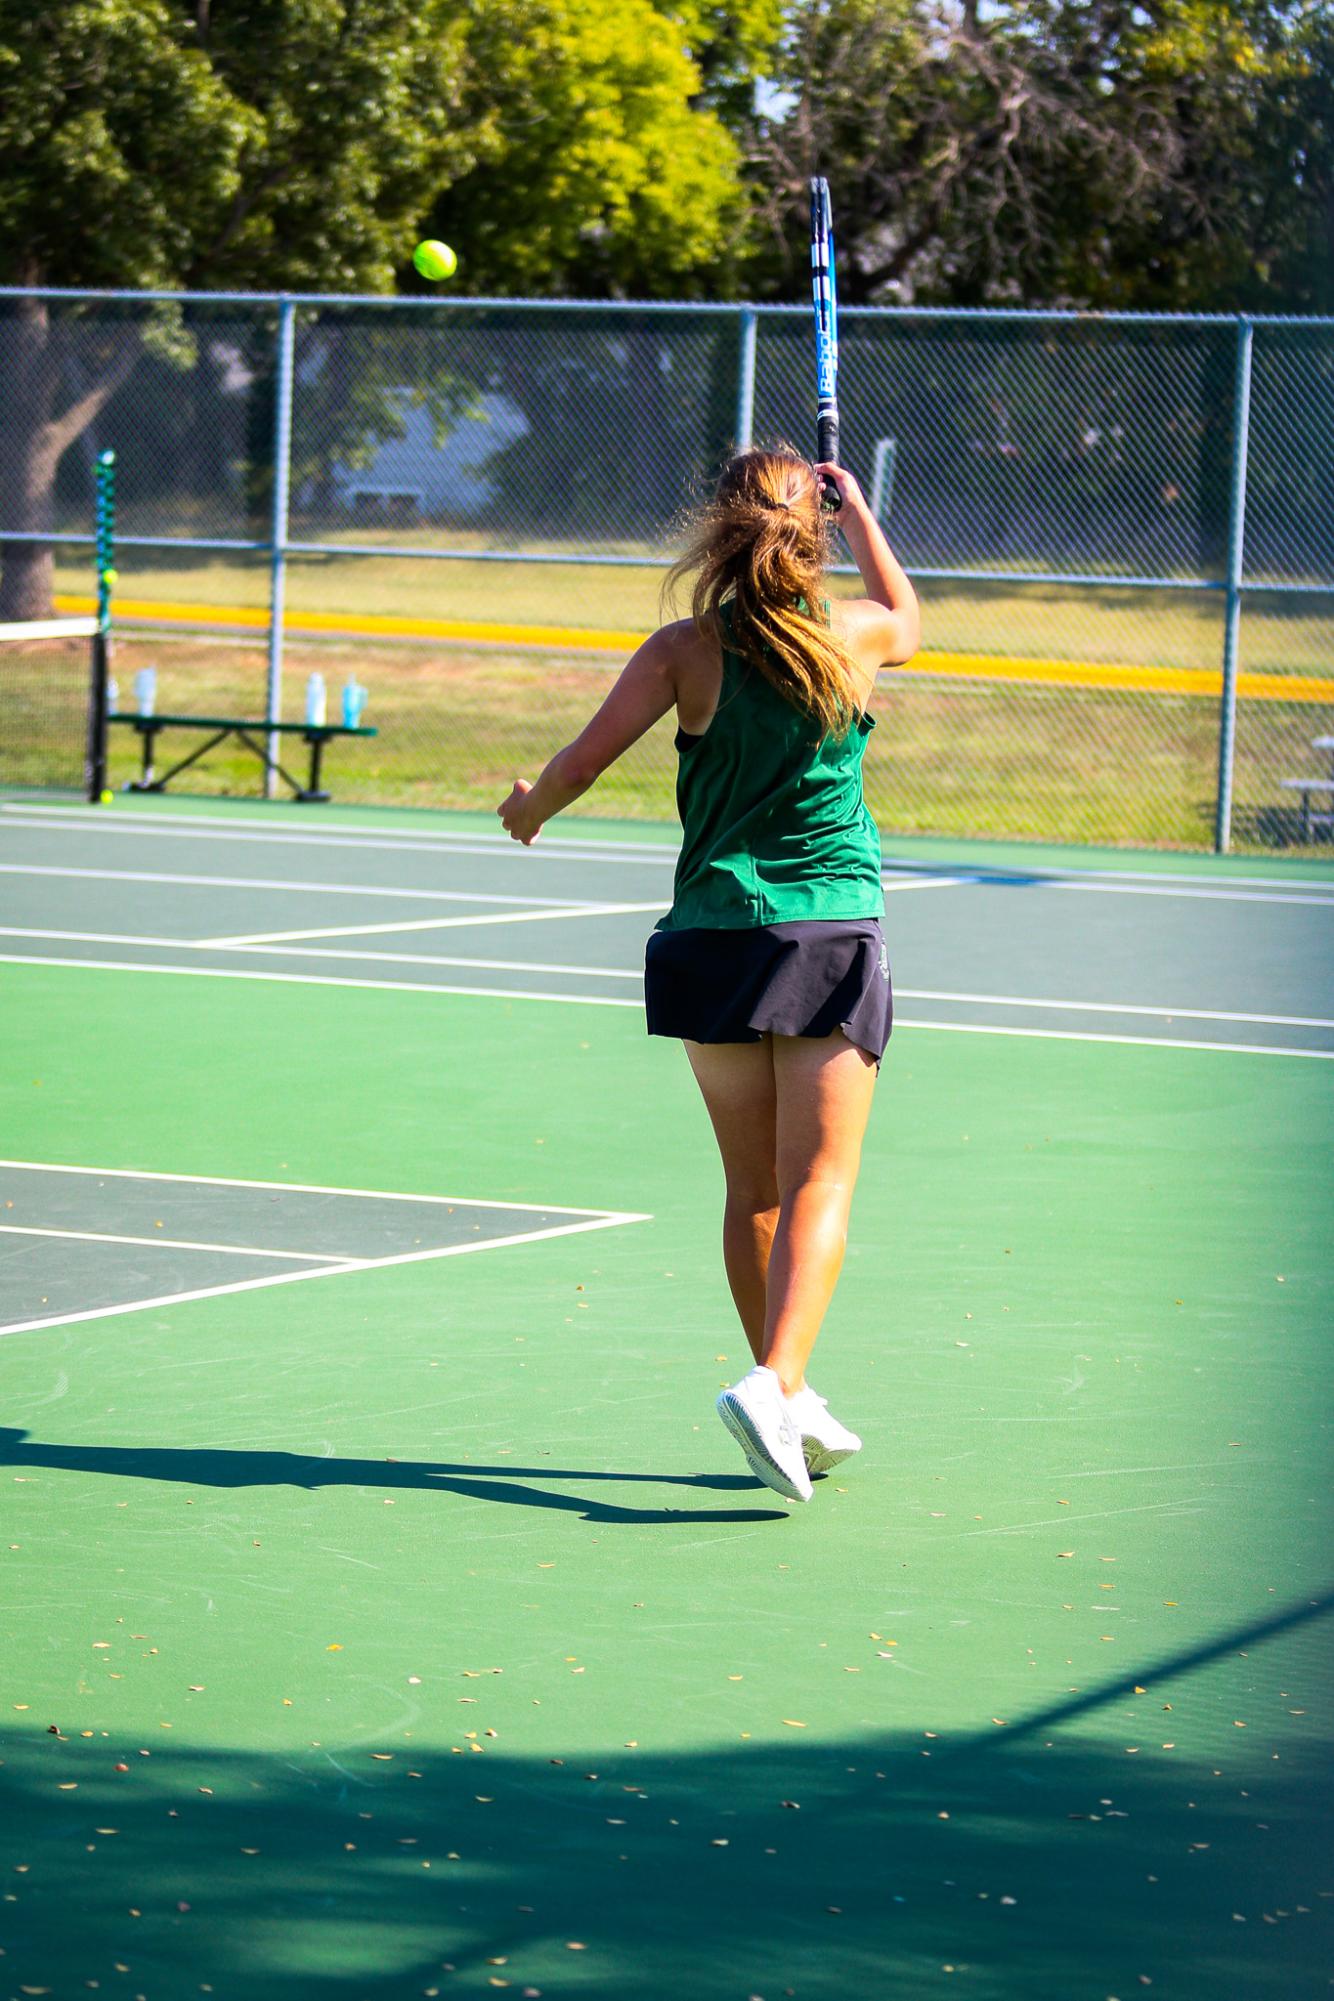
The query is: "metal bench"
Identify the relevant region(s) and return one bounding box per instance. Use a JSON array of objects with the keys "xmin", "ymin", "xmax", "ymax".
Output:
[
  {"xmin": 109, "ymin": 712, "xmax": 377, "ymax": 803},
  {"xmin": 1280, "ymin": 776, "xmax": 1334, "ymax": 843},
  {"xmin": 1281, "ymin": 734, "xmax": 1334, "ymax": 842}
]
